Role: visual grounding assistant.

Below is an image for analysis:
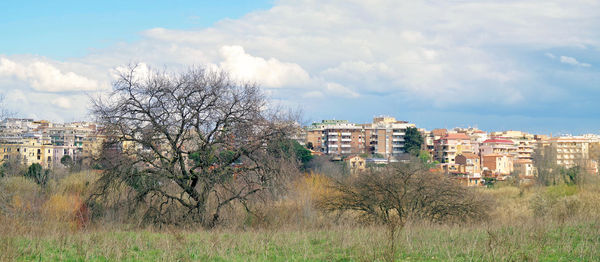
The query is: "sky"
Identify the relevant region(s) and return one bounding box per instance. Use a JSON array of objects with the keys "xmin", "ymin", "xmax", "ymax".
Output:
[{"xmin": 1, "ymin": 0, "xmax": 599, "ymax": 135}]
